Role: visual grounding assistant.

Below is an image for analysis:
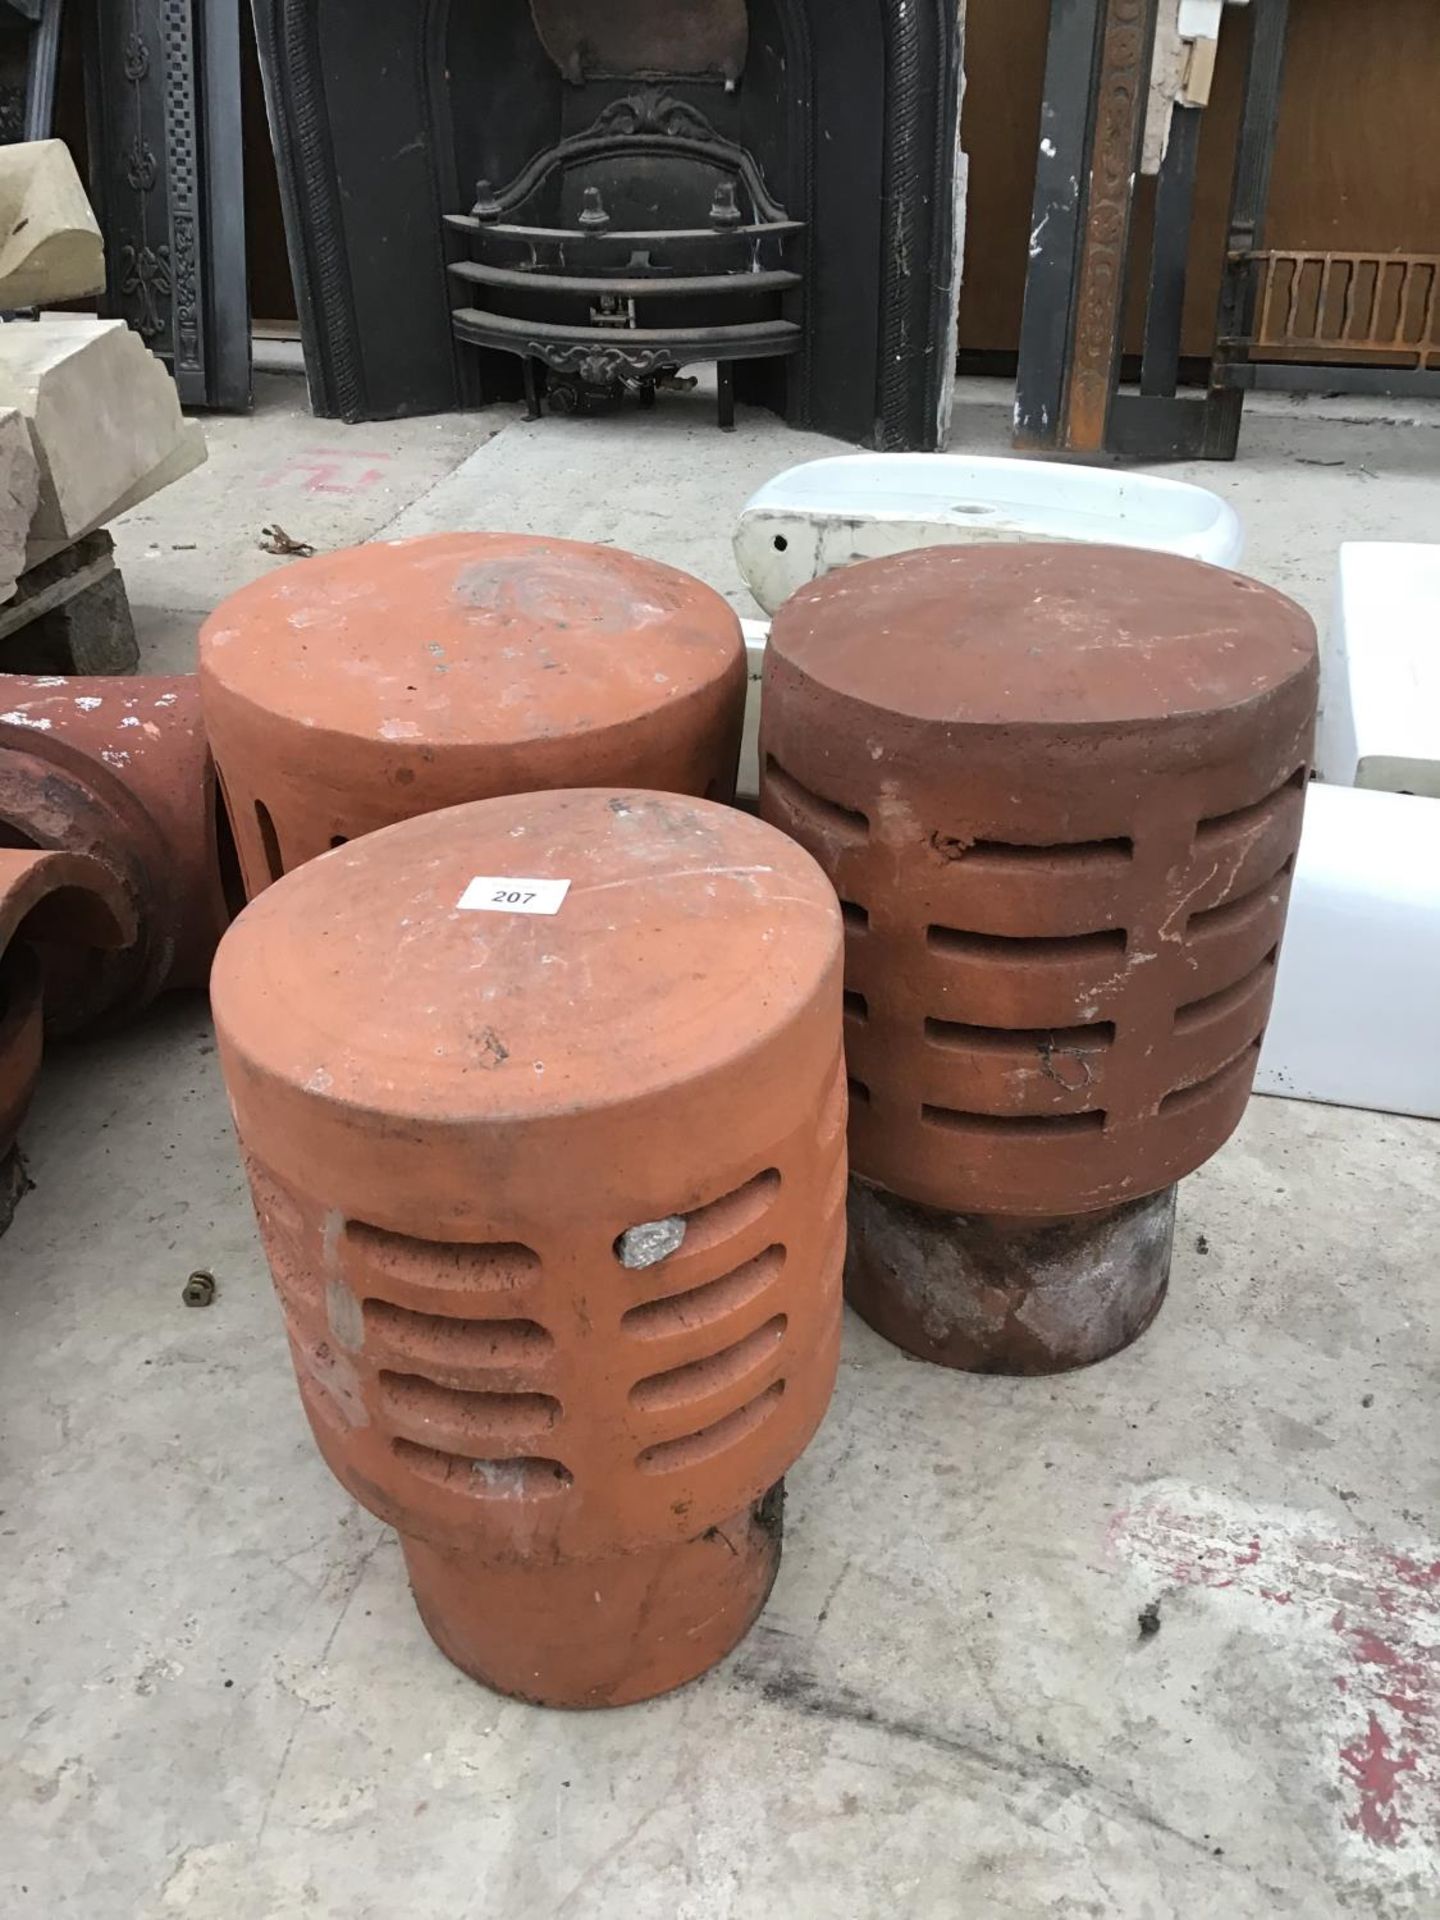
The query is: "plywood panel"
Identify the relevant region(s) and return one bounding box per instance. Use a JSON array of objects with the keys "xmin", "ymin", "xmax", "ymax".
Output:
[
  {"xmin": 242, "ymin": 1, "xmax": 296, "ymax": 326},
  {"xmin": 1268, "ymin": 0, "xmax": 1440, "ymax": 256},
  {"xmin": 955, "ymin": 0, "xmax": 1050, "ymax": 354}
]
